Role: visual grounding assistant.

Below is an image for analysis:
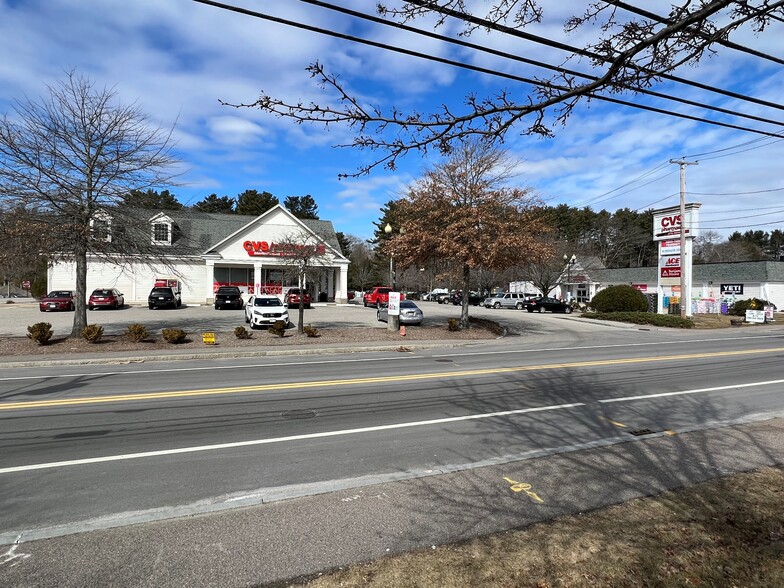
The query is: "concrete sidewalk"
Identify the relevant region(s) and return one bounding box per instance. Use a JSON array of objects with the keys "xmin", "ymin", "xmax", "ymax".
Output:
[{"xmin": 1, "ymin": 417, "xmax": 782, "ymax": 587}]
